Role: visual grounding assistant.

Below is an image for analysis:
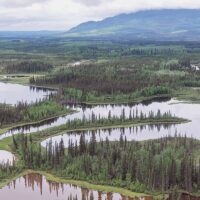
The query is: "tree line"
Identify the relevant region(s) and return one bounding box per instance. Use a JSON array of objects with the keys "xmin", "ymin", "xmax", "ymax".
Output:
[
  {"xmin": 0, "ymin": 100, "xmax": 66, "ymax": 127},
  {"xmin": 29, "ymin": 62, "xmax": 175, "ymax": 95},
  {"xmin": 9, "ymin": 133, "xmax": 200, "ymax": 194},
  {"xmin": 6, "ymin": 61, "xmax": 53, "ymax": 73}
]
